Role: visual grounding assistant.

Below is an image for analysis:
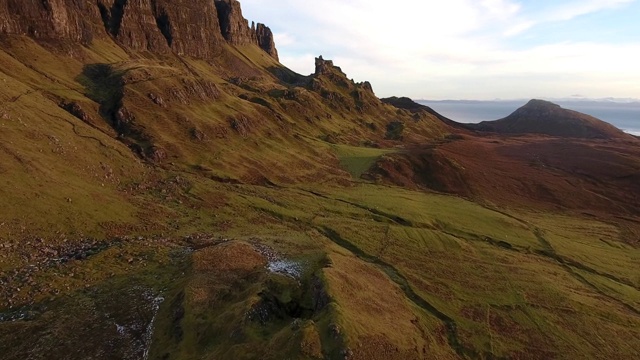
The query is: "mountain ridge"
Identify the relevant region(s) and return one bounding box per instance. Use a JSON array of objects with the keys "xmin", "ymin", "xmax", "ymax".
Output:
[
  {"xmin": 1, "ymin": 2, "xmax": 640, "ymax": 360},
  {"xmin": 469, "ymin": 99, "xmax": 631, "ymax": 139},
  {"xmin": 0, "ymin": 0, "xmax": 279, "ymax": 60}
]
